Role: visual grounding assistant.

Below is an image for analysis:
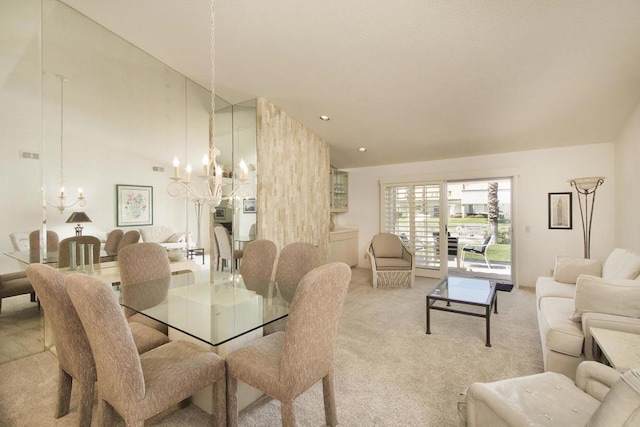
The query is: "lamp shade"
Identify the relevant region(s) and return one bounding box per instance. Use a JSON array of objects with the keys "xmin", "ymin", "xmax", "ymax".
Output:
[
  {"xmin": 568, "ymin": 177, "xmax": 605, "ymax": 191},
  {"xmin": 65, "ymin": 211, "xmax": 92, "ymax": 224}
]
